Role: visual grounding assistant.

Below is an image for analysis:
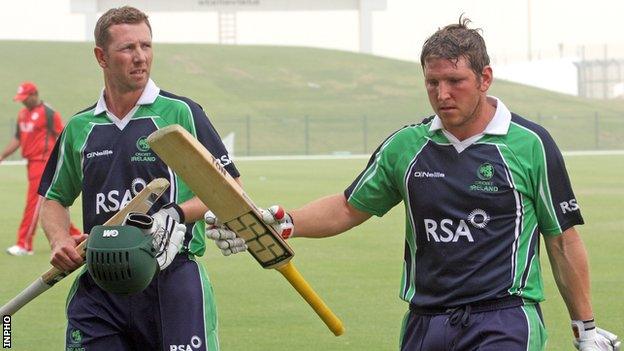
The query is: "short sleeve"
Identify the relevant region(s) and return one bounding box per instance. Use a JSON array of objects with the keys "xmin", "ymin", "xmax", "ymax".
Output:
[
  {"xmin": 38, "ymin": 130, "xmax": 82, "ymax": 206},
  {"xmin": 530, "ymin": 128, "xmax": 584, "ymax": 235},
  {"xmin": 344, "ymin": 142, "xmax": 402, "ymax": 217}
]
